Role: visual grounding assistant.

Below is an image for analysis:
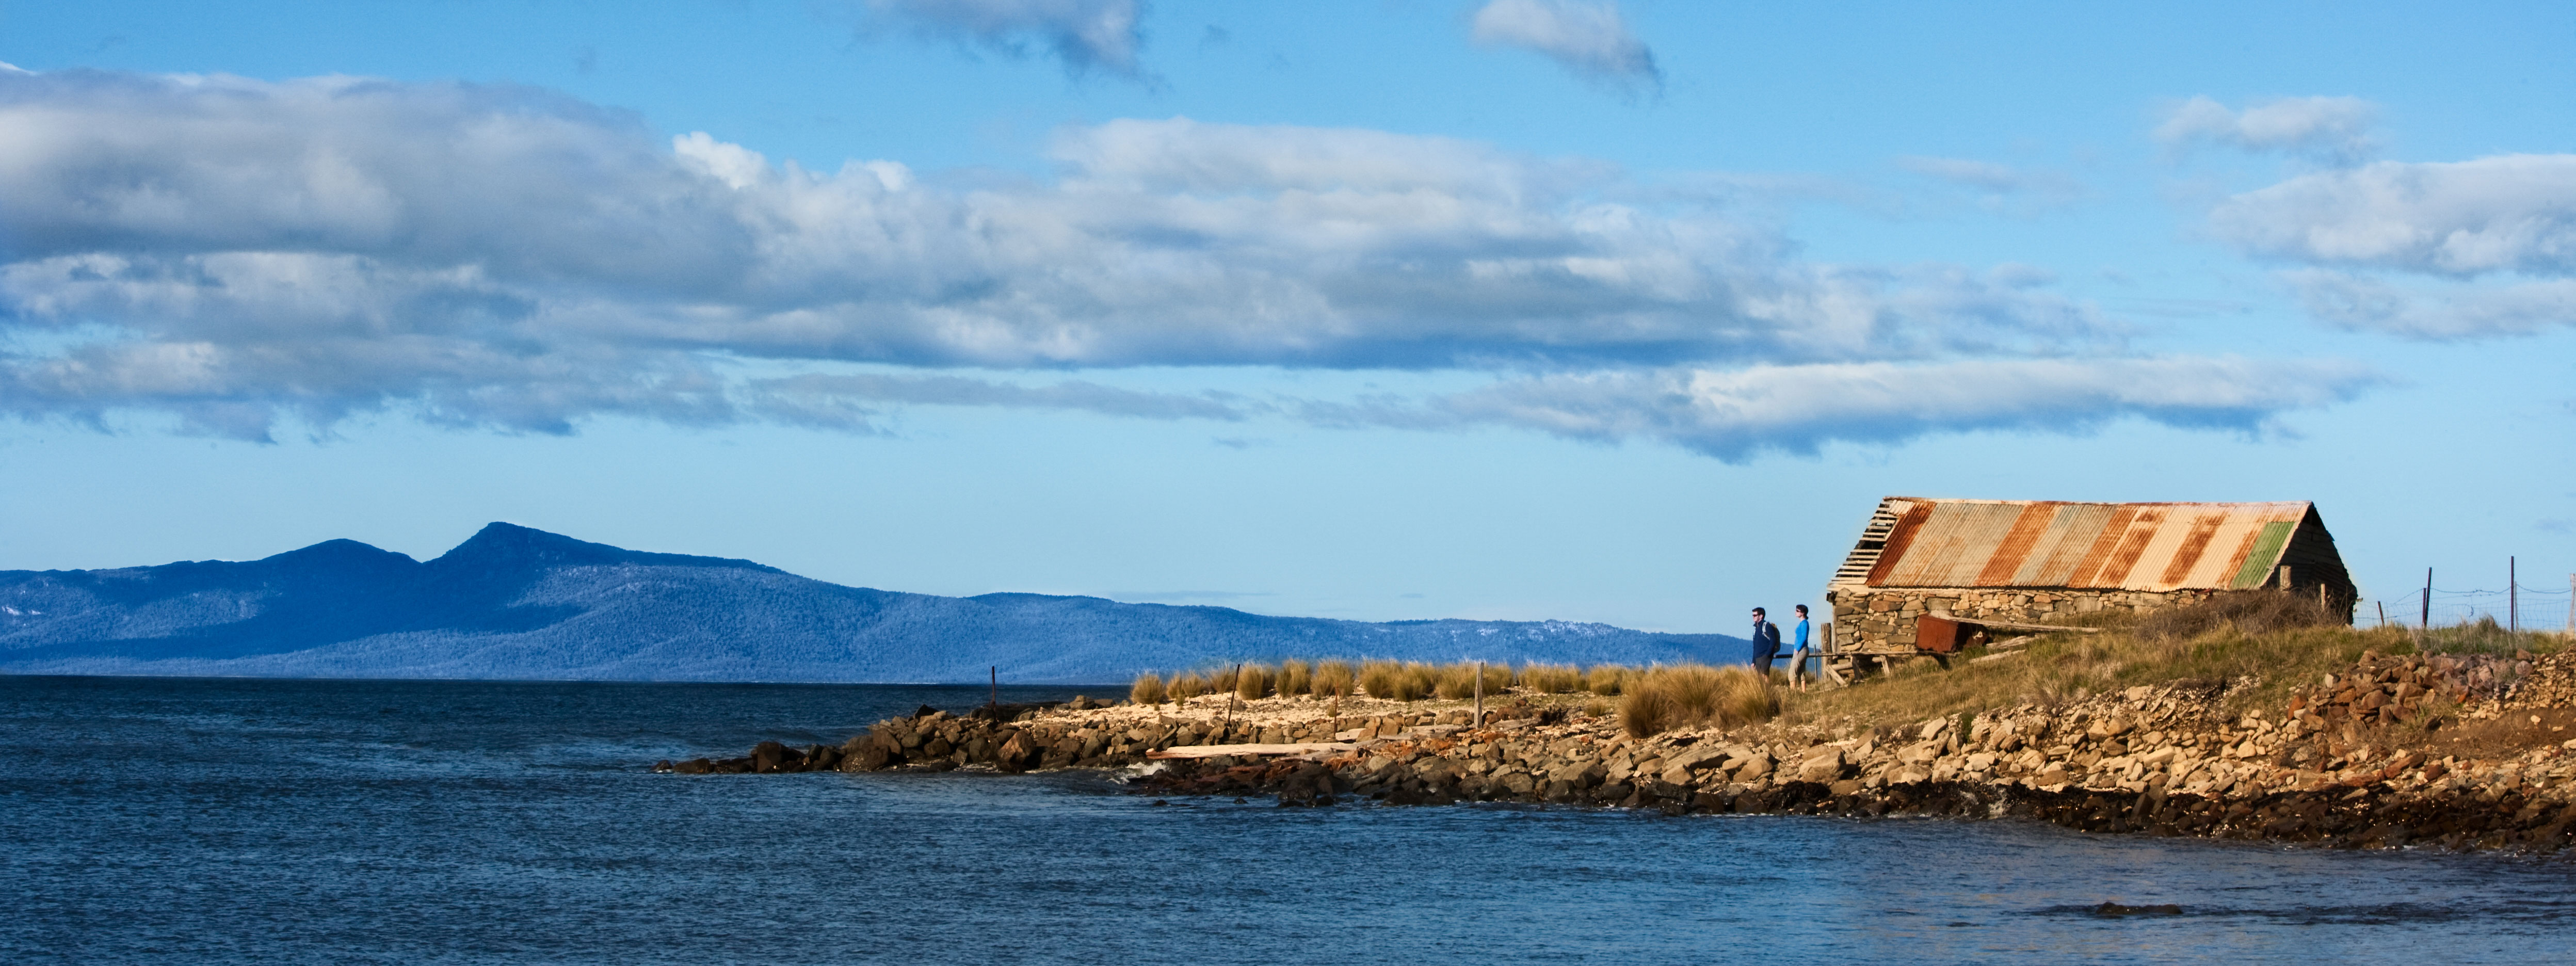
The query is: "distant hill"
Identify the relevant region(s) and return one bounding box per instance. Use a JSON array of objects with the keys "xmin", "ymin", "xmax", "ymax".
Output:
[{"xmin": 0, "ymin": 523, "xmax": 1747, "ymax": 683}]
